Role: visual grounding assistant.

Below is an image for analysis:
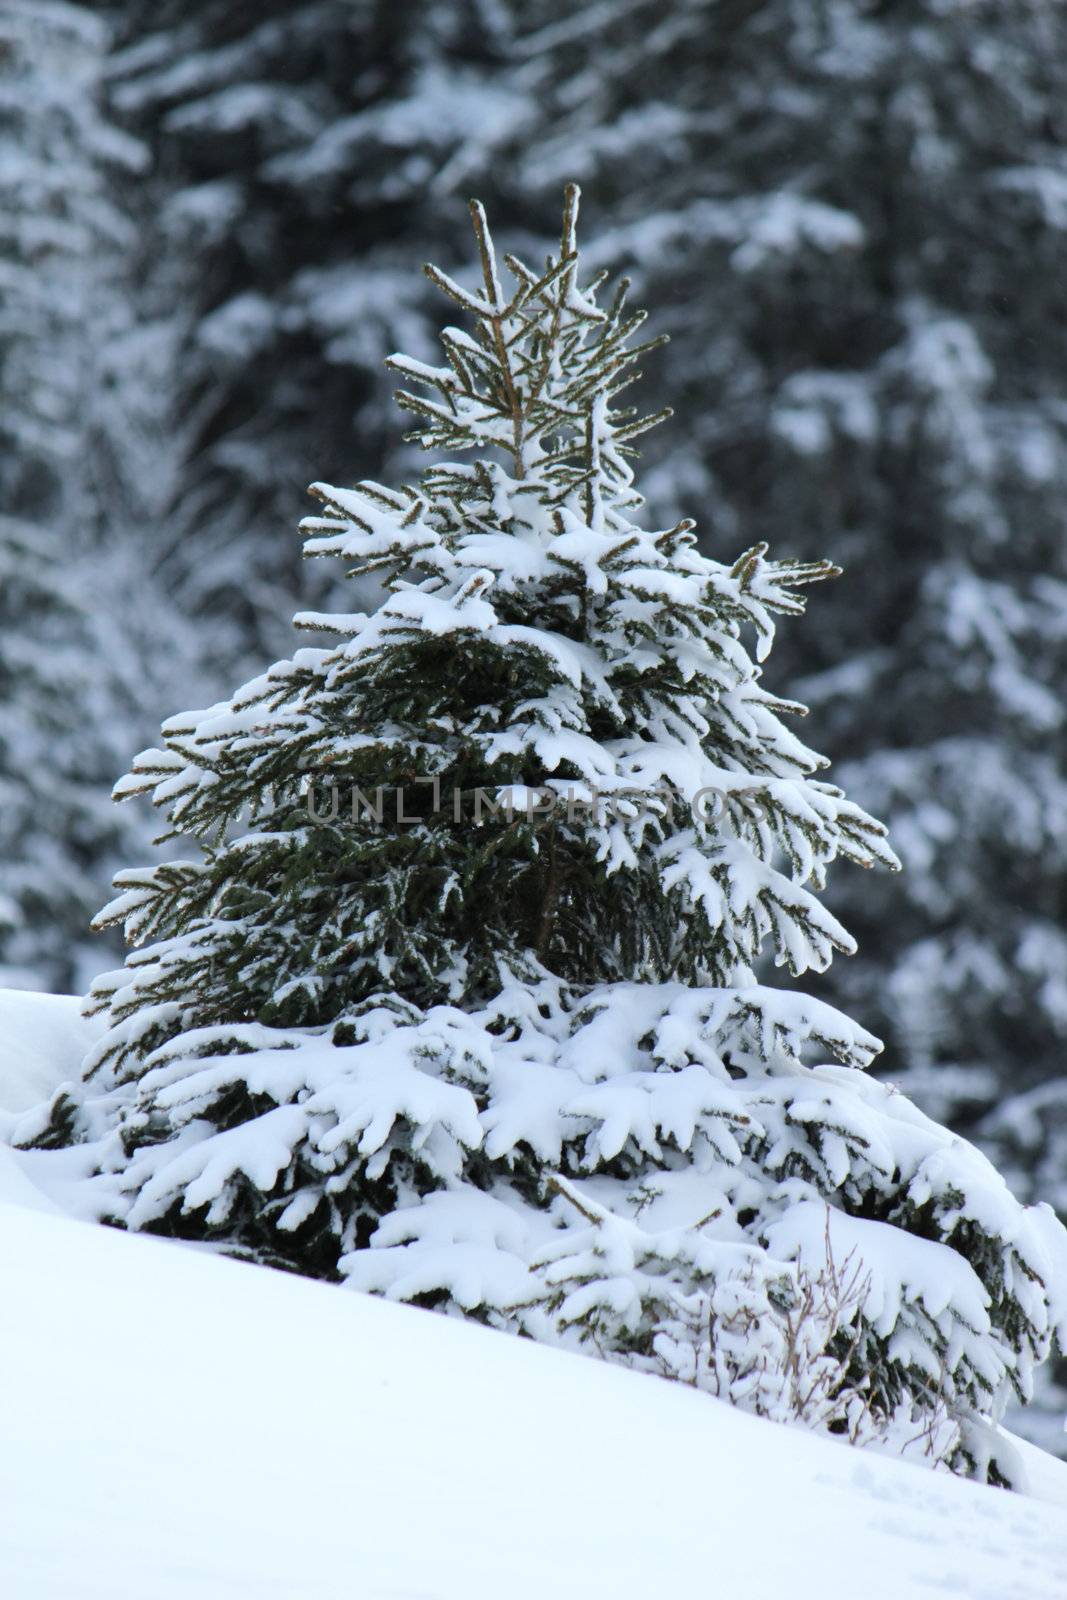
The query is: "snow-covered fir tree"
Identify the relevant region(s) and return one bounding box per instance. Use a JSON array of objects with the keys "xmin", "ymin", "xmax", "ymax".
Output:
[
  {"xmin": 22, "ymin": 190, "xmax": 1067, "ymax": 1482},
  {"xmin": 102, "ymin": 0, "xmax": 532, "ymax": 660},
  {"xmin": 94, "ymin": 2, "xmax": 1067, "ymax": 1292},
  {"xmin": 0, "ymin": 0, "xmax": 169, "ymax": 990}
]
